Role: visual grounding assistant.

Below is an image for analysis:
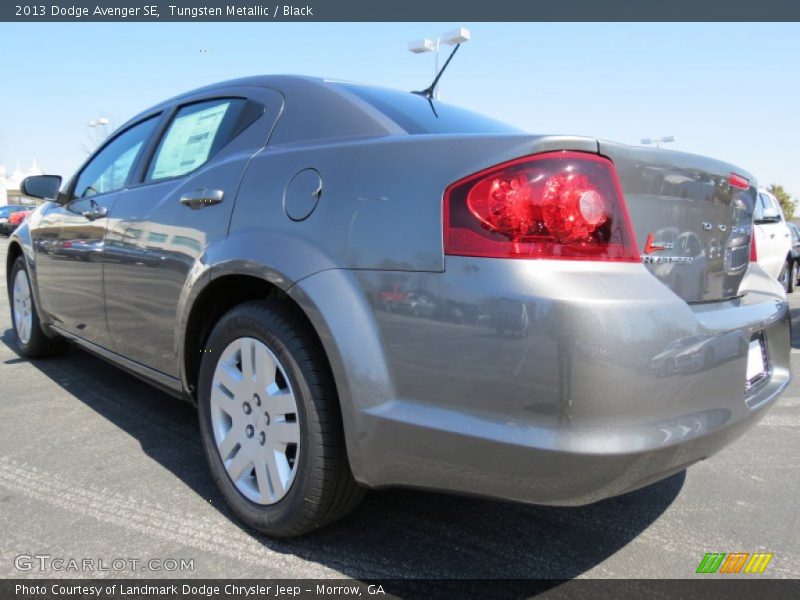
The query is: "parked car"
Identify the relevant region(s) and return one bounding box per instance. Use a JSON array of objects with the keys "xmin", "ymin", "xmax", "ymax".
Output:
[
  {"xmin": 0, "ymin": 205, "xmax": 34, "ymax": 235},
  {"xmin": 487, "ymin": 297, "xmax": 531, "ymax": 337},
  {"xmin": 753, "ymin": 188, "xmax": 793, "ymax": 291},
  {"xmin": 787, "ymin": 222, "xmax": 800, "ymax": 292},
  {"xmin": 7, "ymin": 76, "xmax": 789, "ymax": 537},
  {"xmin": 383, "ymin": 291, "xmax": 437, "ymax": 317},
  {"xmin": 6, "ymin": 207, "xmax": 35, "ymax": 233},
  {"xmin": 51, "ymin": 238, "xmax": 104, "ymax": 262}
]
